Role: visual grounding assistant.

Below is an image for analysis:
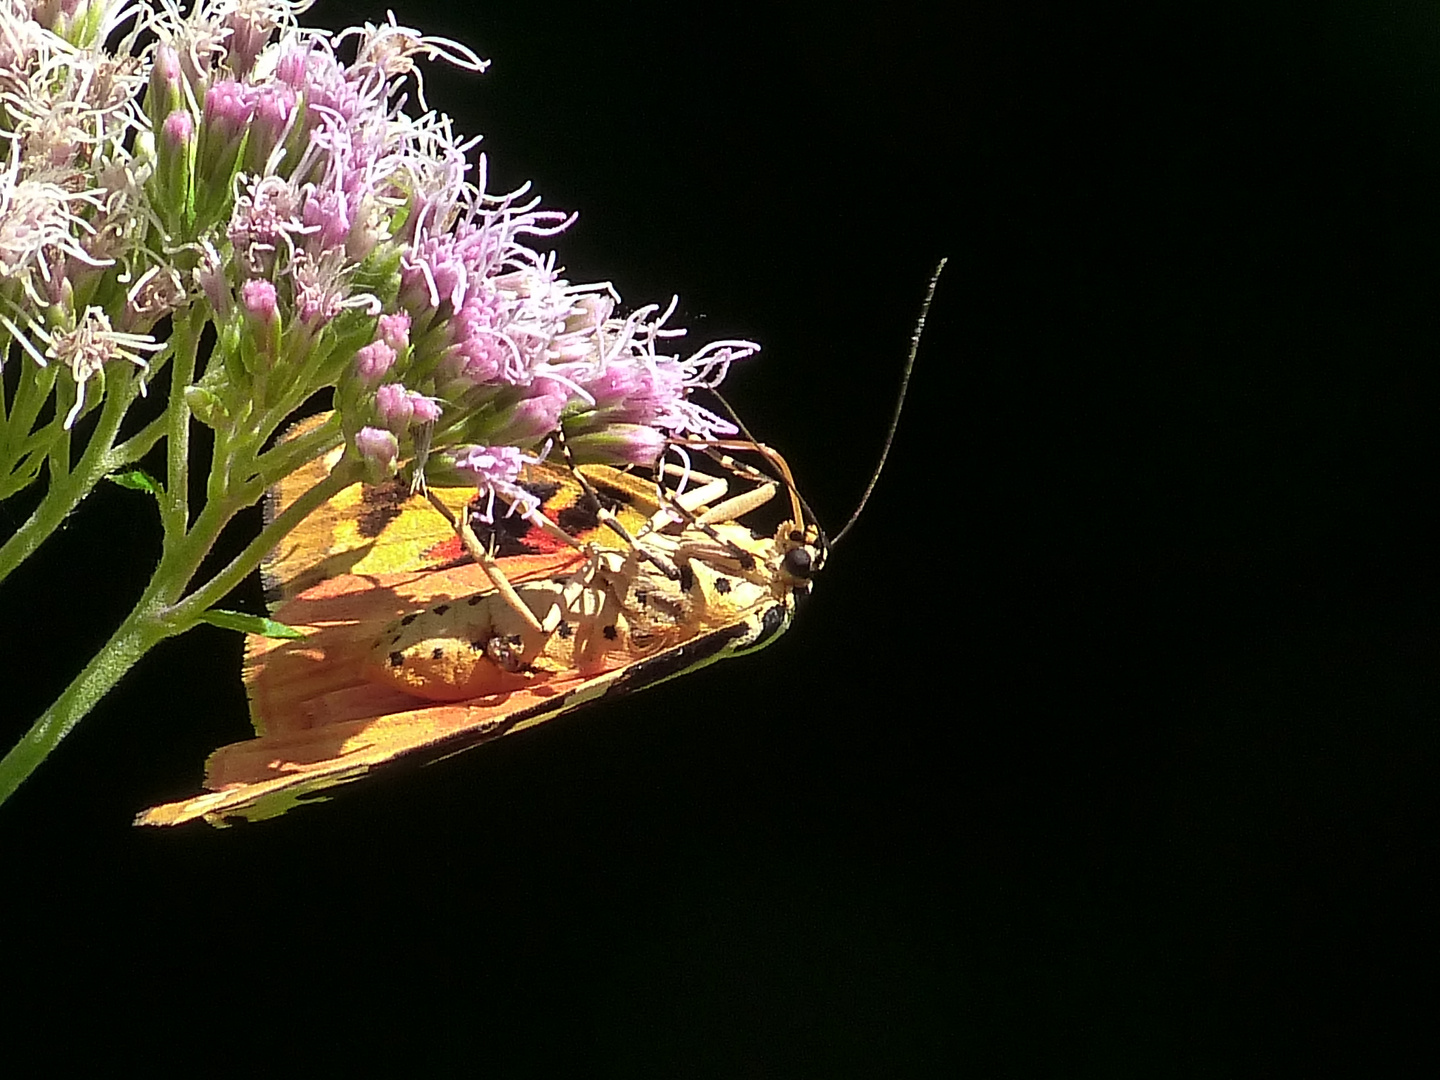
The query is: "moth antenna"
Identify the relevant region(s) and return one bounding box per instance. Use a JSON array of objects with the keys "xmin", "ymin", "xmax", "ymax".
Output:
[
  {"xmin": 831, "ymin": 256, "xmax": 947, "ymax": 548},
  {"xmin": 710, "ymin": 388, "xmax": 763, "ymax": 448}
]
